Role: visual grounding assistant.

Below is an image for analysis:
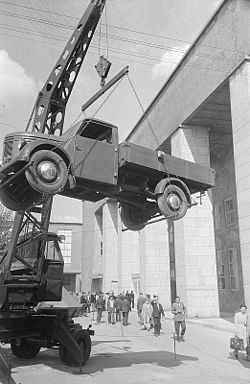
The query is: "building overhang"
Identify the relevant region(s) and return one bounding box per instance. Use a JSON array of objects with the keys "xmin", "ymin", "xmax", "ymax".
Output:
[{"xmin": 127, "ymin": 0, "xmax": 250, "ymax": 148}]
